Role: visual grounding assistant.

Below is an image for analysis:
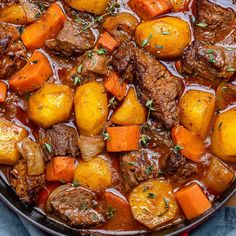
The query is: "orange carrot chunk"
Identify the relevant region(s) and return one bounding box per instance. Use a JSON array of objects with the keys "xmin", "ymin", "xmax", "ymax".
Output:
[
  {"xmin": 21, "ymin": 3, "xmax": 66, "ymax": 49},
  {"xmin": 171, "ymin": 125, "xmax": 206, "ymax": 162},
  {"xmin": 98, "ymin": 32, "xmax": 120, "ymax": 52},
  {"xmin": 175, "ymin": 183, "xmax": 212, "ymax": 220},
  {"xmin": 128, "ymin": 0, "xmax": 173, "ymax": 20},
  {"xmin": 46, "ymin": 156, "xmax": 75, "ymax": 182},
  {"xmin": 106, "ymin": 125, "xmax": 140, "ymax": 152},
  {"xmin": 9, "ymin": 51, "xmax": 53, "ymax": 94},
  {"xmin": 103, "ymin": 71, "xmax": 127, "ymax": 101},
  {"xmin": 0, "ymin": 82, "xmax": 7, "ymax": 103}
]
